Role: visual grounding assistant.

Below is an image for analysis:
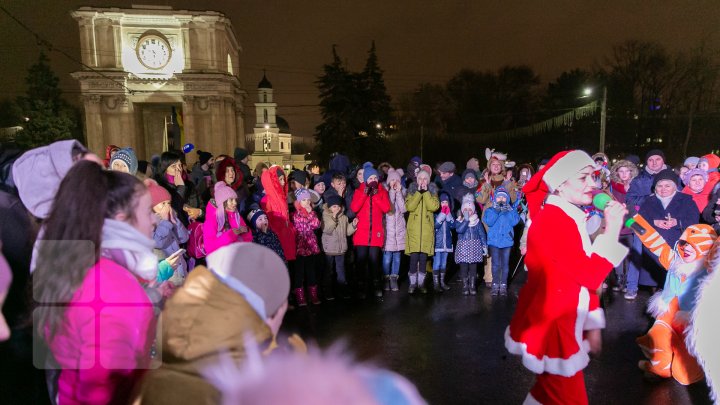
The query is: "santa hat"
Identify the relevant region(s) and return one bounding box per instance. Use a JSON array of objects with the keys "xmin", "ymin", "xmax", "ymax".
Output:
[
  {"xmin": 522, "ymin": 150, "xmax": 595, "ymax": 217},
  {"xmin": 679, "ymin": 224, "xmax": 717, "ymax": 258}
]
